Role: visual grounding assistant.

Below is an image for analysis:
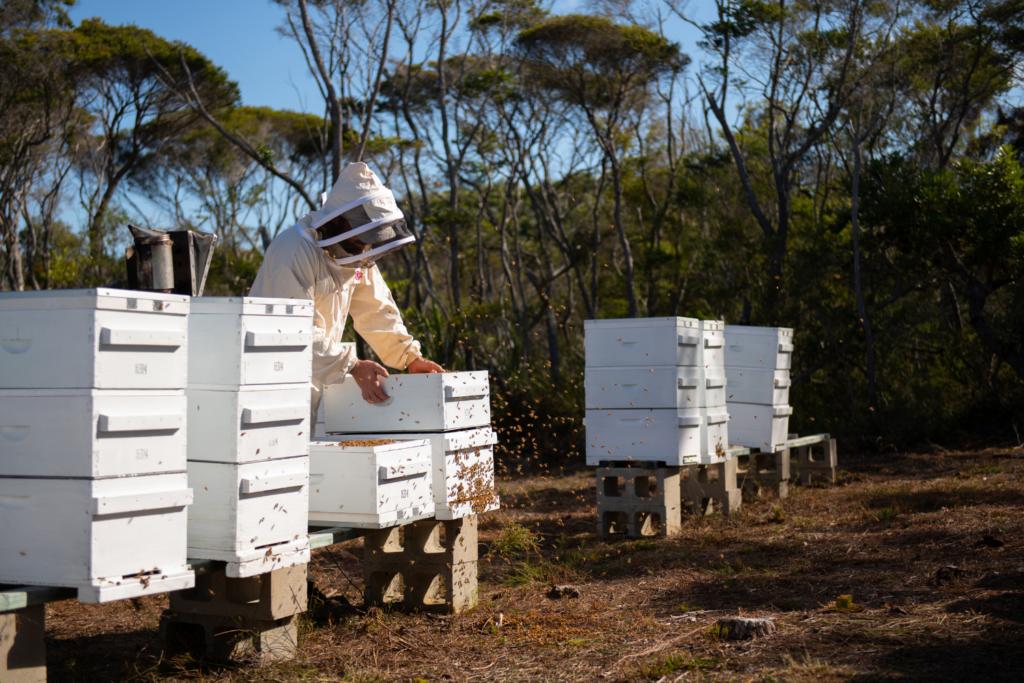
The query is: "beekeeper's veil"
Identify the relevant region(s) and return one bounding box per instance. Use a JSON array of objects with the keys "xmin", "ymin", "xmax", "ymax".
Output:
[{"xmin": 304, "ymin": 163, "xmax": 414, "ymax": 268}]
